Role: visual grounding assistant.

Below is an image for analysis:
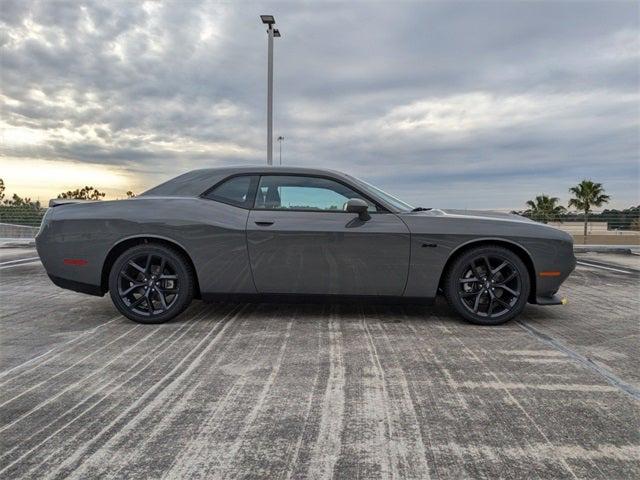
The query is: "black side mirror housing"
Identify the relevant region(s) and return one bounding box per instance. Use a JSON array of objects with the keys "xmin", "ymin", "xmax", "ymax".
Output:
[{"xmin": 345, "ymin": 198, "xmax": 371, "ymax": 221}]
